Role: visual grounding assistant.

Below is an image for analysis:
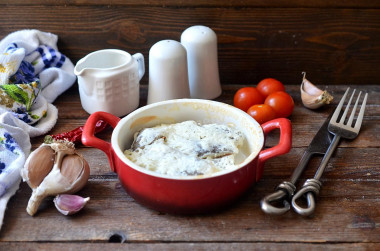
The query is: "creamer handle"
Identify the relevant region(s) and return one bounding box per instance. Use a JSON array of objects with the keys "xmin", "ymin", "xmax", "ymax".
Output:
[{"xmin": 133, "ymin": 53, "xmax": 145, "ymax": 81}]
